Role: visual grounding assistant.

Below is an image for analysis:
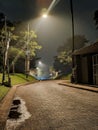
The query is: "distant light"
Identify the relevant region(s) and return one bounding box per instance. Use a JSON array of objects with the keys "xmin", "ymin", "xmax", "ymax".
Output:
[
  {"xmin": 38, "ymin": 61, "xmax": 42, "ymax": 65},
  {"xmin": 42, "ymin": 14, "xmax": 48, "ymax": 18}
]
